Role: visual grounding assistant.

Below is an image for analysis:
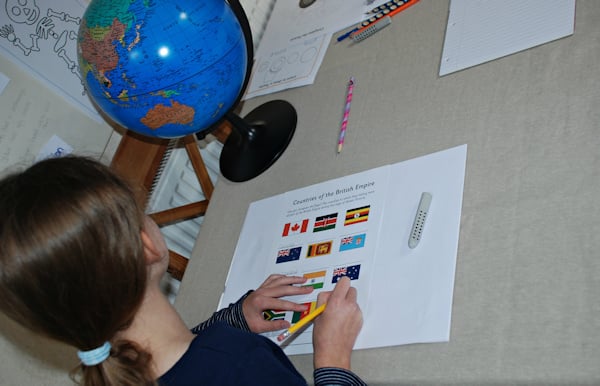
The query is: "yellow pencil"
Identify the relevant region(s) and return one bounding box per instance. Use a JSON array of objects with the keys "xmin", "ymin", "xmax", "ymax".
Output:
[{"xmin": 277, "ymin": 303, "xmax": 326, "ymax": 342}]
